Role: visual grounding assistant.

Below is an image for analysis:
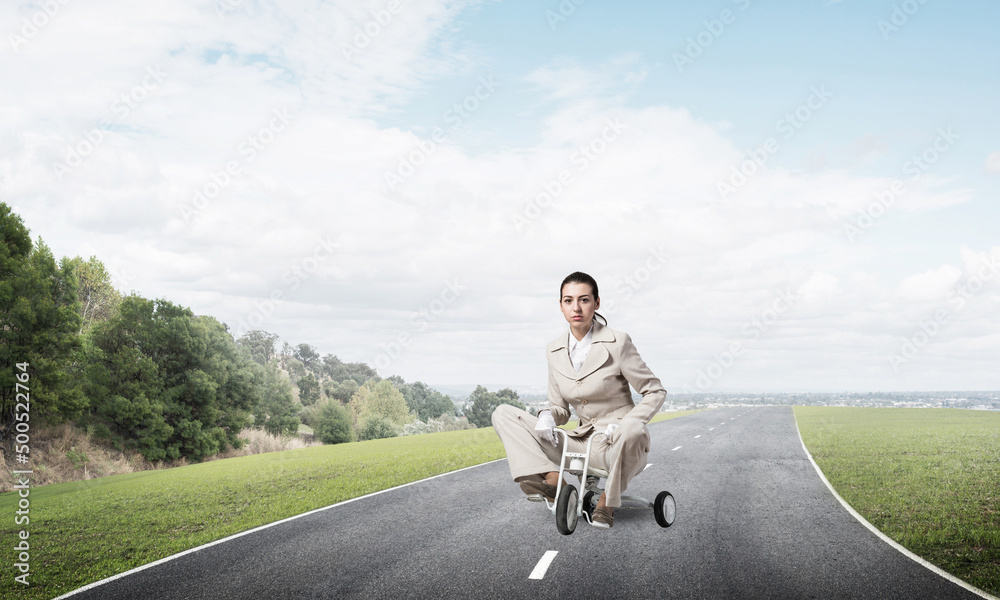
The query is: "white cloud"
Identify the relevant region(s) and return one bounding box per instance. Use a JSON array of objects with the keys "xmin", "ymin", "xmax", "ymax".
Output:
[
  {"xmin": 893, "ymin": 265, "xmax": 963, "ymax": 304},
  {"xmin": 985, "ymin": 151, "xmax": 1000, "ymax": 174},
  {"xmin": 796, "ymin": 272, "xmax": 842, "ymax": 307},
  {"xmin": 1, "ymin": 1, "xmax": 994, "ymax": 391},
  {"xmin": 525, "ymin": 53, "xmax": 648, "ymax": 103}
]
